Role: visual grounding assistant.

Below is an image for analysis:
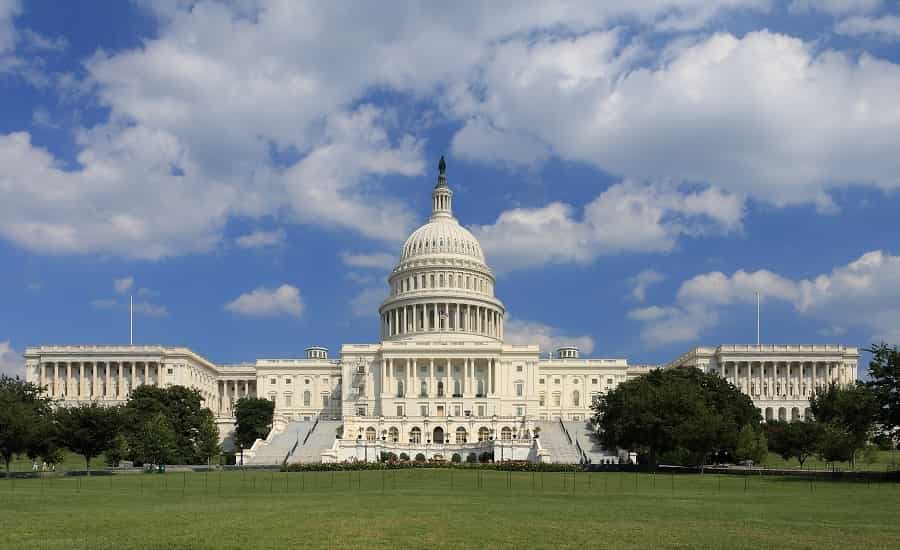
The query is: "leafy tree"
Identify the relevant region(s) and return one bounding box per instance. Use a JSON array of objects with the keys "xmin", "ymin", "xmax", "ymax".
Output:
[
  {"xmin": 734, "ymin": 424, "xmax": 768, "ymax": 465},
  {"xmin": 765, "ymin": 420, "xmax": 823, "ymax": 469},
  {"xmin": 0, "ymin": 376, "xmax": 53, "ymax": 477},
  {"xmin": 809, "ymin": 382, "xmax": 879, "ymax": 468},
  {"xmin": 26, "ymin": 408, "xmax": 63, "ymax": 472},
  {"xmin": 233, "ymin": 397, "xmax": 274, "ymax": 465},
  {"xmin": 104, "ymin": 433, "xmax": 130, "ymax": 467},
  {"xmin": 195, "ymin": 409, "xmax": 221, "ymax": 465},
  {"xmin": 123, "ymin": 385, "xmax": 218, "ymax": 464},
  {"xmin": 131, "ymin": 413, "xmax": 177, "ymax": 468},
  {"xmin": 594, "ymin": 367, "xmax": 760, "ymax": 469},
  {"xmin": 56, "ymin": 403, "xmax": 121, "ymax": 474},
  {"xmin": 866, "ymin": 343, "xmax": 900, "ymax": 441}
]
